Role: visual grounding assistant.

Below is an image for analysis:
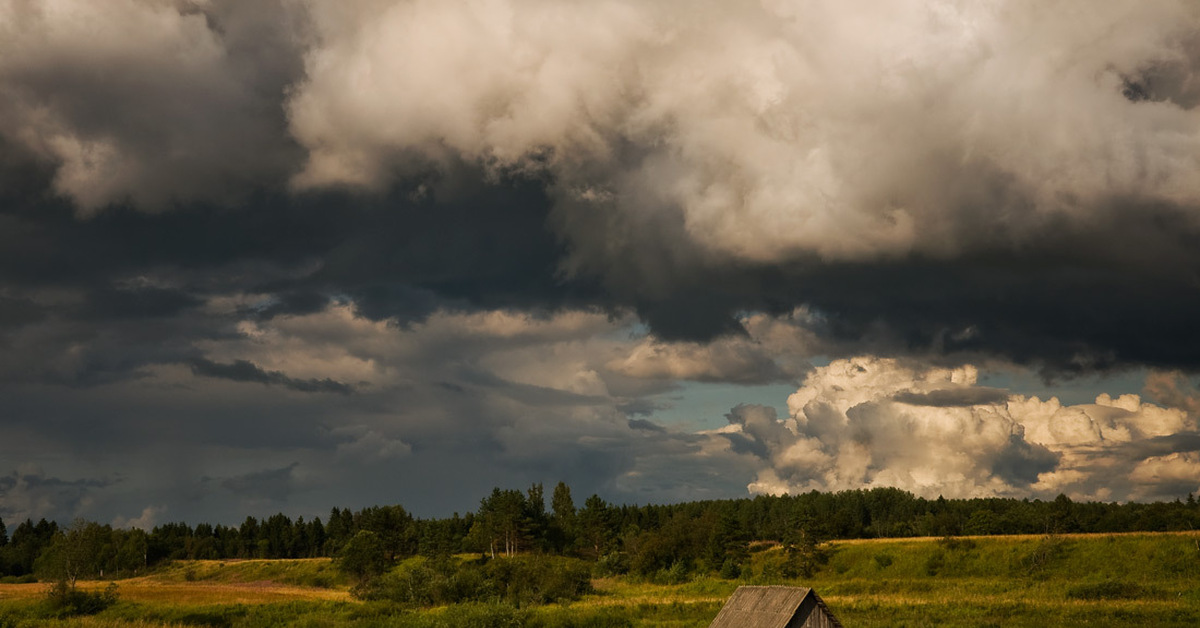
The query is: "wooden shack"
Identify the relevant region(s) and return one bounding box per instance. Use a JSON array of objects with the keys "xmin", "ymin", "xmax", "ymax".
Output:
[{"xmin": 708, "ymin": 585, "xmax": 843, "ymax": 628}]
